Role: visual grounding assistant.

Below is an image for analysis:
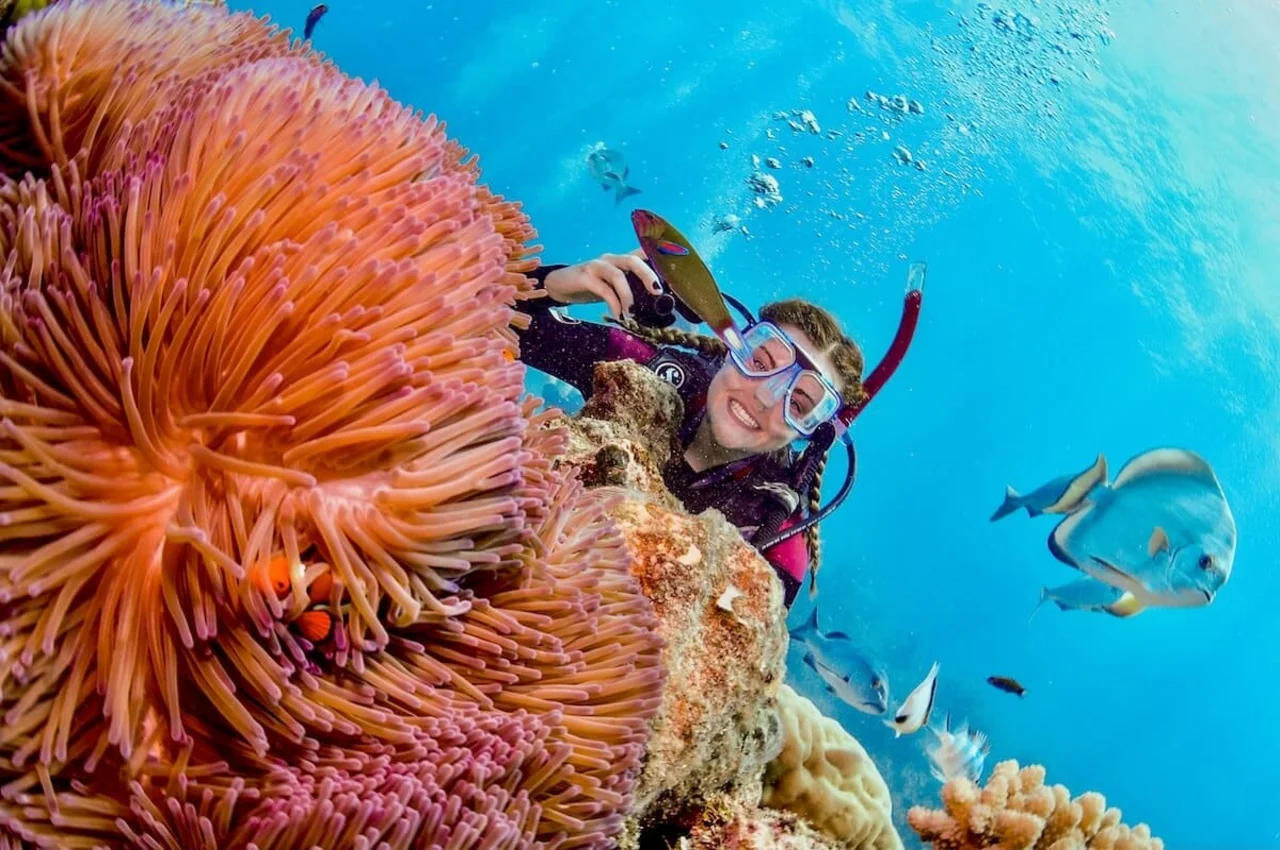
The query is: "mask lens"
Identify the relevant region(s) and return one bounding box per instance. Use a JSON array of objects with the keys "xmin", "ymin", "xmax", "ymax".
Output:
[
  {"xmin": 736, "ymin": 324, "xmax": 796, "ymax": 376},
  {"xmin": 788, "ymin": 373, "xmax": 826, "ymax": 417},
  {"xmin": 785, "ymin": 374, "xmax": 842, "ymax": 435}
]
